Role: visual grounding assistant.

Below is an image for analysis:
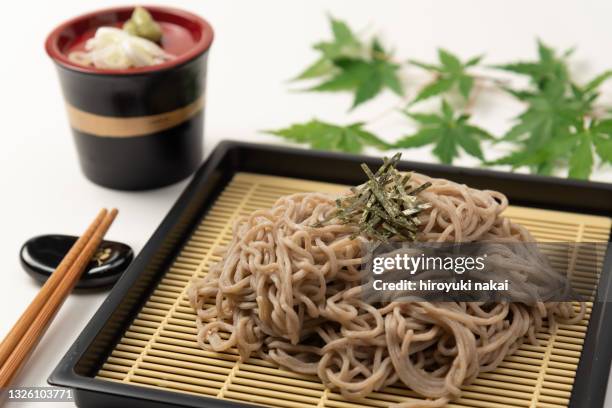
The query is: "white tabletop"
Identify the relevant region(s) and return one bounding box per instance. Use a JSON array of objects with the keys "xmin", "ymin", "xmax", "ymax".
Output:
[{"xmin": 1, "ymin": 1, "xmax": 611, "ymax": 407}]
